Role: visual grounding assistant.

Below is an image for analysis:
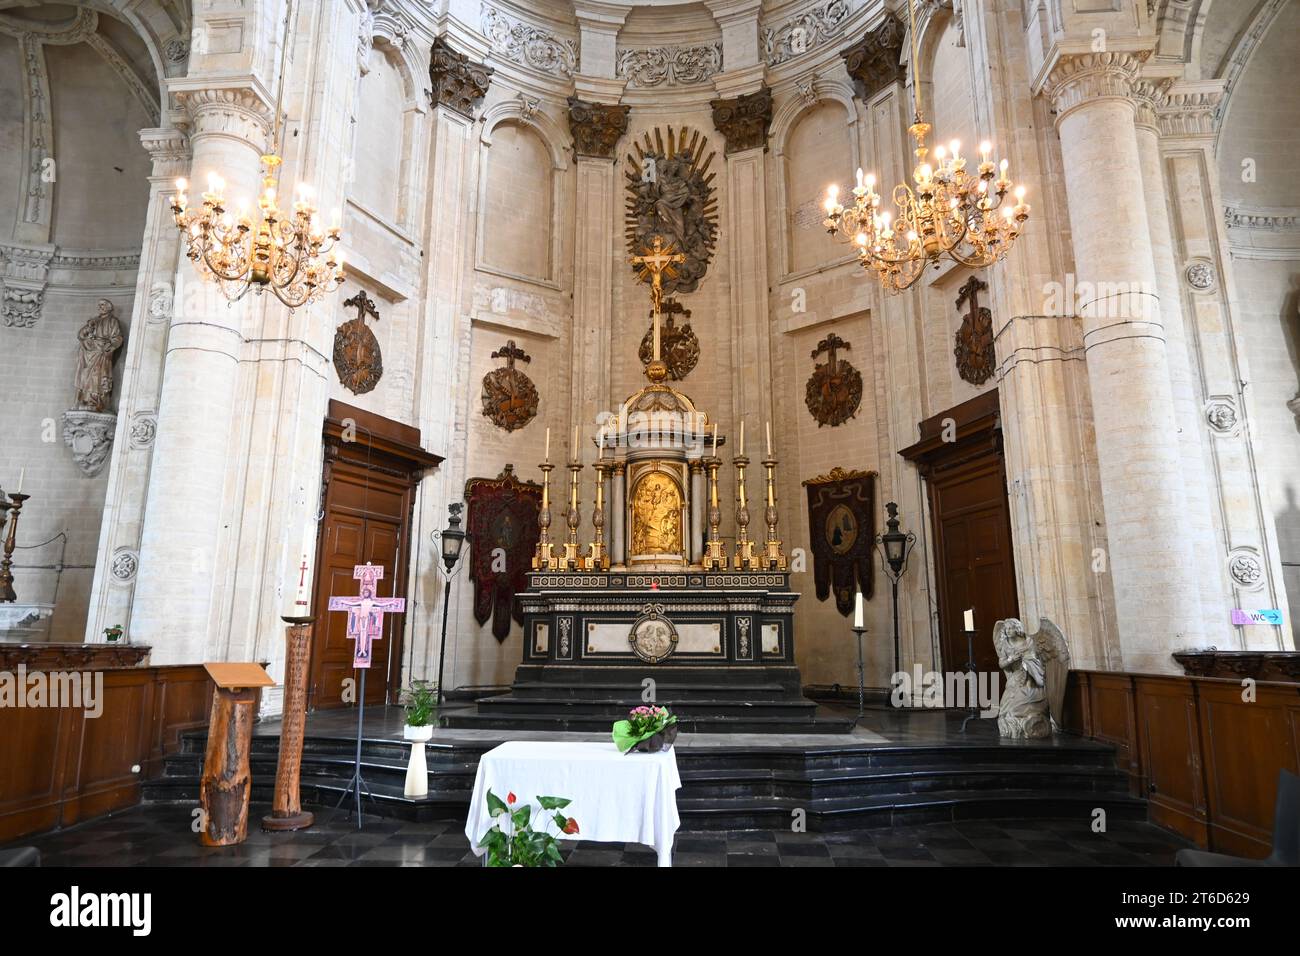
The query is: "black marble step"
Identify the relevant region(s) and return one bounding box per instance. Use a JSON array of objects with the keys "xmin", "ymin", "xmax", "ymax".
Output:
[
  {"xmin": 442, "ymin": 711, "xmax": 856, "ymax": 734},
  {"xmin": 503, "ymin": 680, "xmax": 792, "ymax": 702},
  {"xmin": 473, "ymin": 695, "xmax": 821, "ymax": 718}
]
